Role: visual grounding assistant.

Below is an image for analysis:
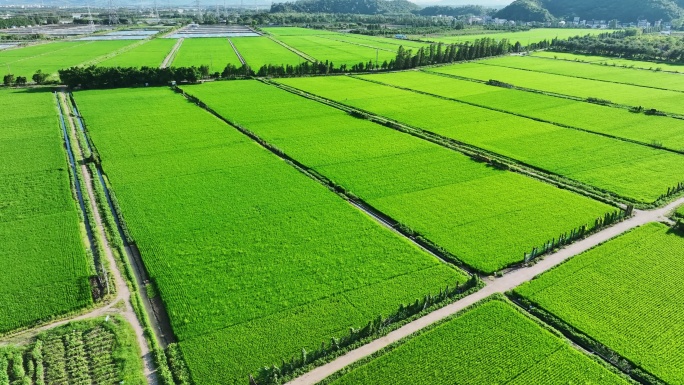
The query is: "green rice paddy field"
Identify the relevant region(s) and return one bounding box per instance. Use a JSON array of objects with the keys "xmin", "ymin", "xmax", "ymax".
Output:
[
  {"xmin": 0, "ymin": 89, "xmax": 92, "ymax": 334},
  {"xmin": 98, "ymin": 38, "xmax": 177, "ymax": 68},
  {"xmin": 230, "ymin": 36, "xmax": 303, "ymax": 69},
  {"xmin": 433, "ymin": 62, "xmax": 684, "ymax": 115},
  {"xmin": 275, "ymin": 34, "xmax": 399, "ymax": 66},
  {"xmin": 531, "ymin": 51, "xmax": 684, "ymax": 72},
  {"xmin": 0, "ymin": 40, "xmax": 134, "ymax": 79},
  {"xmin": 184, "ymin": 80, "xmax": 614, "ymax": 273},
  {"xmin": 378, "ymin": 70, "xmax": 684, "ymax": 152},
  {"xmin": 74, "ymin": 87, "xmax": 468, "ymax": 385},
  {"xmin": 171, "ymin": 37, "xmax": 241, "ymax": 73},
  {"xmin": 484, "ymin": 55, "xmax": 684, "ymax": 92},
  {"xmin": 263, "ymin": 27, "xmax": 339, "ymax": 36},
  {"xmin": 412, "ymin": 28, "xmax": 615, "ymax": 45},
  {"xmin": 280, "ymin": 75, "xmax": 684, "ymax": 203},
  {"xmin": 516, "ymin": 223, "xmax": 684, "ymax": 384},
  {"xmin": 322, "ymin": 33, "xmax": 430, "ymax": 51},
  {"xmin": 324, "ymin": 298, "xmax": 629, "ymax": 385}
]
